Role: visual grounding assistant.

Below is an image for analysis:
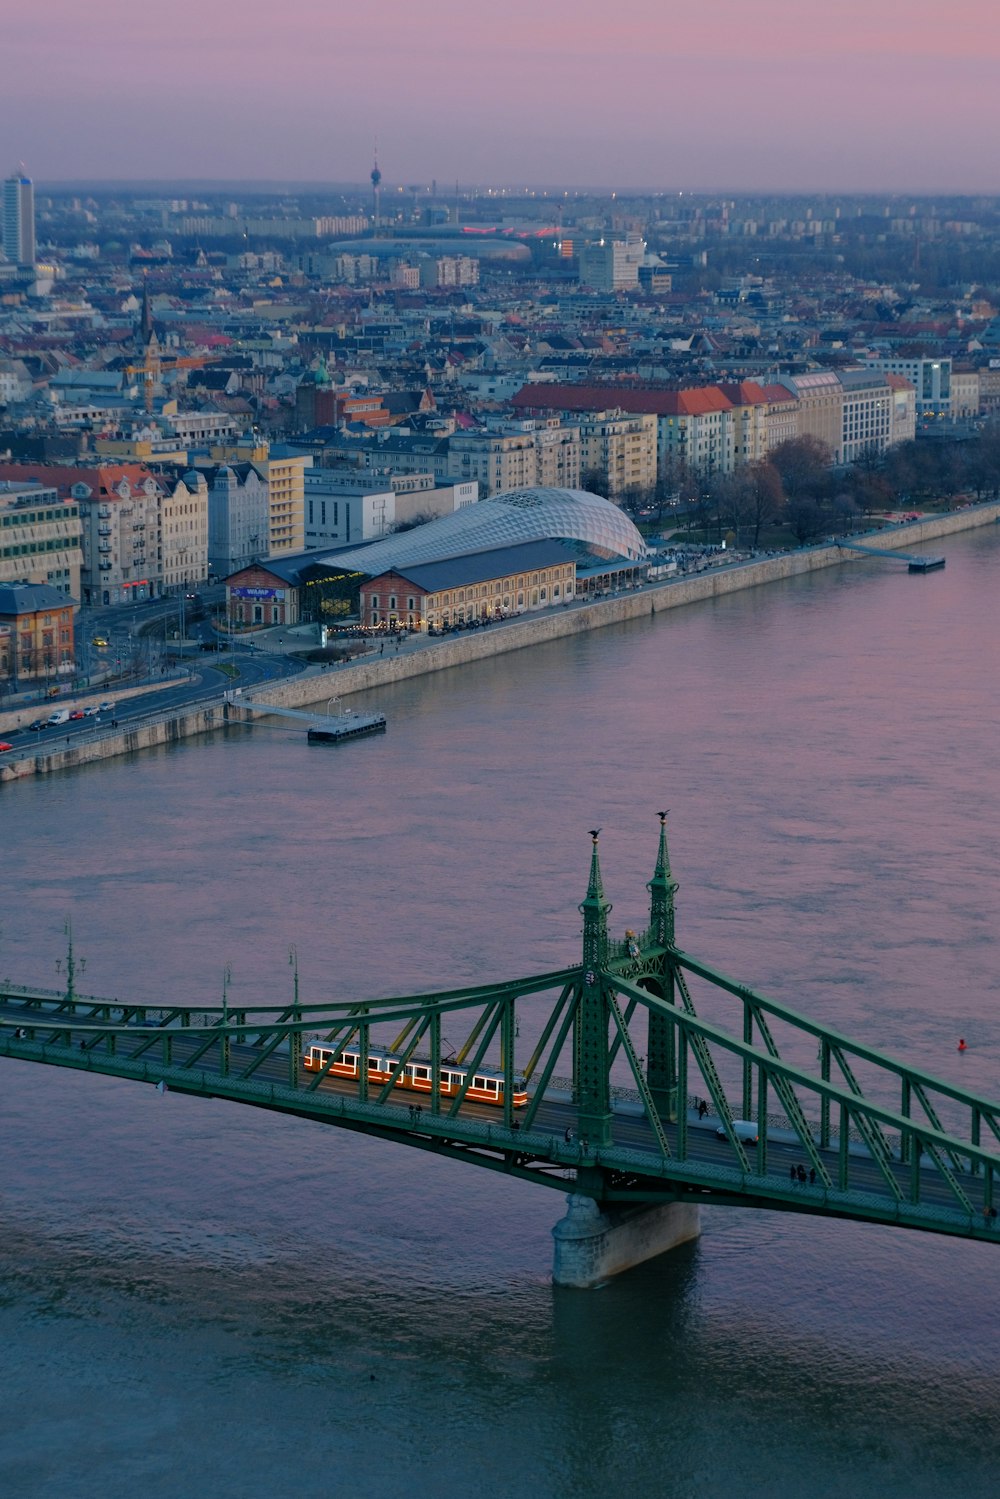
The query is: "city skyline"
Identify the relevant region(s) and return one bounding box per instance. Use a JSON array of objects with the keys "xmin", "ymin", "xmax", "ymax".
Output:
[{"xmin": 3, "ymin": 0, "xmax": 998, "ymax": 194}]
